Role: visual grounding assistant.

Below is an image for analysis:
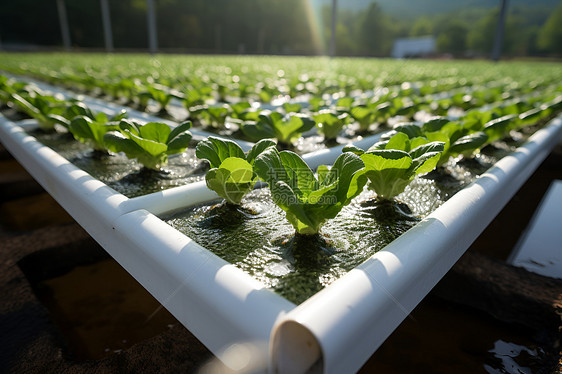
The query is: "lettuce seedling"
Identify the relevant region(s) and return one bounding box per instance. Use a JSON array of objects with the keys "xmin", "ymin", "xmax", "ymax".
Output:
[
  {"xmin": 189, "ymin": 104, "xmax": 230, "ymax": 129},
  {"xmin": 69, "ymin": 110, "xmax": 127, "ymax": 152},
  {"xmin": 196, "ymin": 137, "xmax": 276, "ymax": 205},
  {"xmin": 482, "ymin": 114, "xmax": 517, "ymax": 145},
  {"xmin": 313, "ymin": 110, "xmax": 349, "ymax": 142},
  {"xmin": 49, "ymin": 102, "xmax": 122, "ymax": 130},
  {"xmin": 9, "ymin": 93, "xmax": 66, "ymax": 131},
  {"xmin": 139, "ymin": 83, "xmax": 183, "ymax": 113},
  {"xmin": 350, "ymin": 105, "xmax": 376, "ymax": 132},
  {"xmin": 183, "ymin": 86, "xmax": 213, "ymax": 109},
  {"xmin": 241, "ymin": 111, "xmax": 315, "ymax": 148},
  {"xmin": 282, "ymin": 102, "xmax": 302, "ymax": 114},
  {"xmin": 420, "ymin": 118, "xmax": 488, "ymax": 166},
  {"xmin": 104, "ymin": 120, "xmax": 192, "ymax": 170},
  {"xmin": 344, "ymin": 132, "xmax": 444, "ymax": 201},
  {"xmin": 229, "ymin": 102, "xmax": 252, "ymax": 119},
  {"xmin": 335, "ymin": 97, "xmax": 354, "ymax": 114},
  {"xmin": 254, "ymin": 147, "xmax": 366, "ymax": 235},
  {"xmin": 373, "ymin": 101, "xmax": 394, "ymax": 124},
  {"xmin": 516, "ymin": 107, "xmax": 545, "ymax": 129},
  {"xmin": 515, "ymin": 96, "xmax": 561, "ymax": 129}
]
